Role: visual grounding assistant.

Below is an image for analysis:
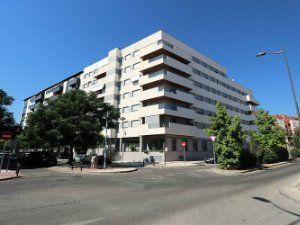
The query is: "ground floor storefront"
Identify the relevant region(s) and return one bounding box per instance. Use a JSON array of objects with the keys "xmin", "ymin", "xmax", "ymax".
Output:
[{"xmin": 115, "ymin": 135, "xmax": 214, "ymax": 162}]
